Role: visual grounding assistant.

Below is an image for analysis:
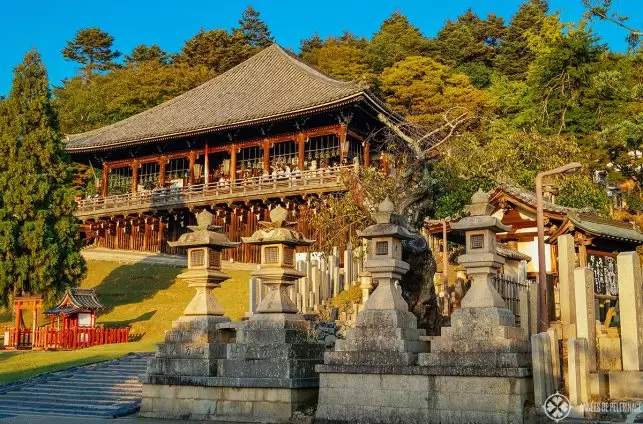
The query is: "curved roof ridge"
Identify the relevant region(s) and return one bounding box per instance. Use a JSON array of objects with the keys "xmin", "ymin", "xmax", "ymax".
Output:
[{"xmin": 66, "ymin": 44, "xmax": 389, "ymax": 152}]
